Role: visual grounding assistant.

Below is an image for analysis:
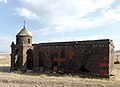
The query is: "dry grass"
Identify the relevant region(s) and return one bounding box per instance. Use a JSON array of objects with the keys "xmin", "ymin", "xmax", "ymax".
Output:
[
  {"xmin": 112, "ymin": 64, "xmax": 120, "ymax": 81},
  {"xmin": 7, "ymin": 71, "xmax": 110, "ymax": 83},
  {"xmin": 0, "ymin": 54, "xmax": 10, "ymax": 65},
  {"xmin": 0, "ymin": 54, "xmax": 10, "ymax": 72}
]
